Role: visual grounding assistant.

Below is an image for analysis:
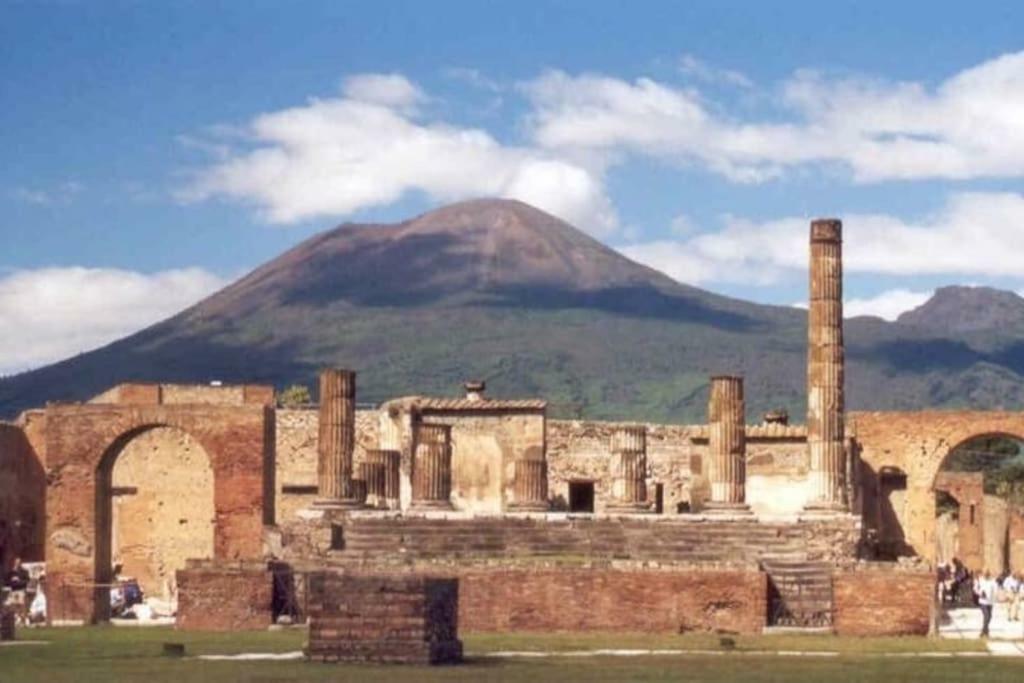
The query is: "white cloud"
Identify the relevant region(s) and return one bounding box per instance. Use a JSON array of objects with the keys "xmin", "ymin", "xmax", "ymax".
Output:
[
  {"xmin": 844, "ymin": 289, "xmax": 933, "ymax": 321},
  {"xmin": 524, "ymin": 51, "xmax": 1024, "ymax": 183},
  {"xmin": 10, "ymin": 181, "xmax": 83, "ymax": 205},
  {"xmin": 0, "ymin": 267, "xmax": 227, "ymax": 374},
  {"xmin": 183, "ymin": 74, "xmax": 618, "ymax": 235},
  {"xmin": 679, "ymin": 54, "xmax": 752, "ymax": 89},
  {"xmin": 620, "ymin": 191, "xmax": 1024, "ymax": 285},
  {"xmin": 341, "ymin": 73, "xmax": 425, "ymax": 110}
]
